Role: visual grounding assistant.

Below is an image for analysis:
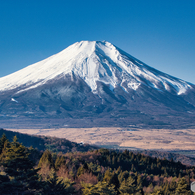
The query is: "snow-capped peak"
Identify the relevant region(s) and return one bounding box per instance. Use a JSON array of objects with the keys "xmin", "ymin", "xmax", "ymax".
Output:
[{"xmin": 0, "ymin": 41, "xmax": 192, "ymax": 95}]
